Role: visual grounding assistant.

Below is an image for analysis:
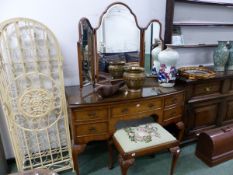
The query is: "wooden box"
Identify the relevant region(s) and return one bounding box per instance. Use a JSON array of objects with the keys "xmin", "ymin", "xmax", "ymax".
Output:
[{"xmin": 195, "ymin": 124, "xmax": 233, "ymax": 166}]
